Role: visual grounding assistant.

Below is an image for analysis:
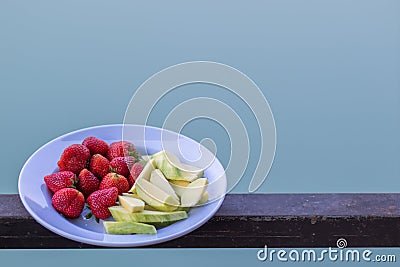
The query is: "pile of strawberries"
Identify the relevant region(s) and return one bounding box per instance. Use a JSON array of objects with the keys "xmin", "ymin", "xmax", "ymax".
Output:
[{"xmin": 44, "ymin": 137, "xmax": 144, "ymax": 221}]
